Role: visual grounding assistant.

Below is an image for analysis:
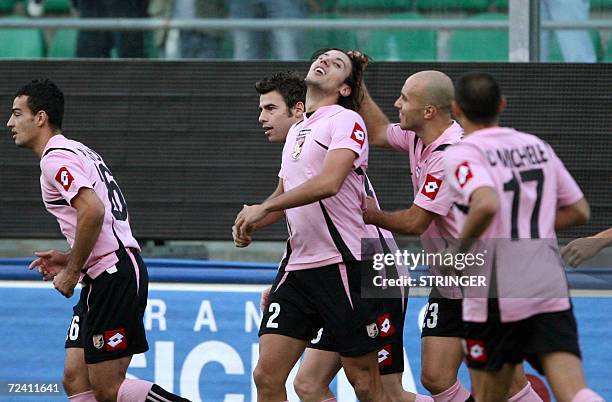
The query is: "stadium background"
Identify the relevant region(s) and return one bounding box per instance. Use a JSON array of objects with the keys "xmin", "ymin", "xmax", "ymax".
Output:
[{"xmin": 1, "ymin": 0, "xmax": 612, "ymax": 401}]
